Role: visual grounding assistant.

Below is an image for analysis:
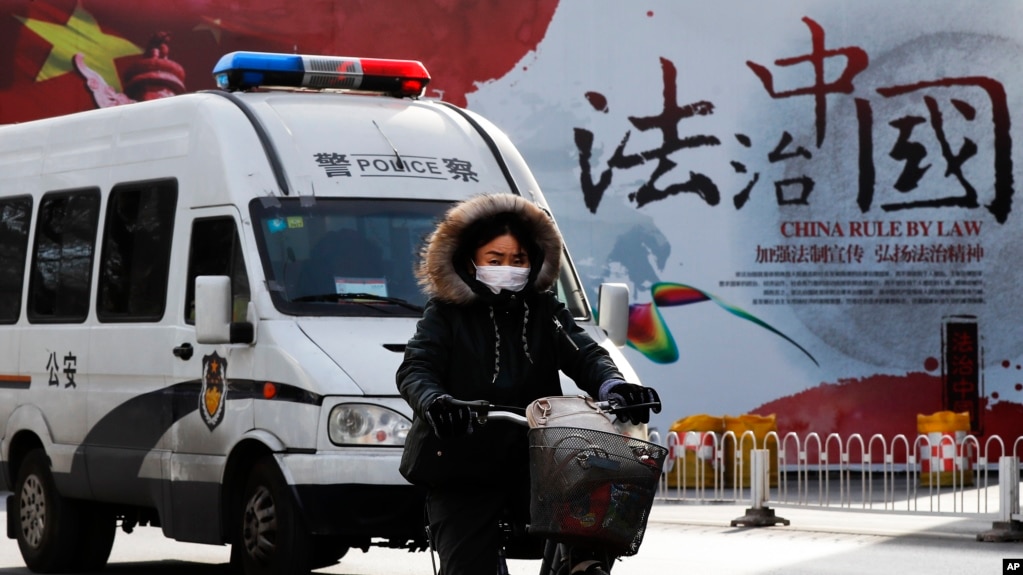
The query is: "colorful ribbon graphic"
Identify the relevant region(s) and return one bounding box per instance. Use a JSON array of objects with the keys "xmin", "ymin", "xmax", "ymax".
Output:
[{"xmin": 627, "ymin": 282, "xmax": 819, "ymax": 366}]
